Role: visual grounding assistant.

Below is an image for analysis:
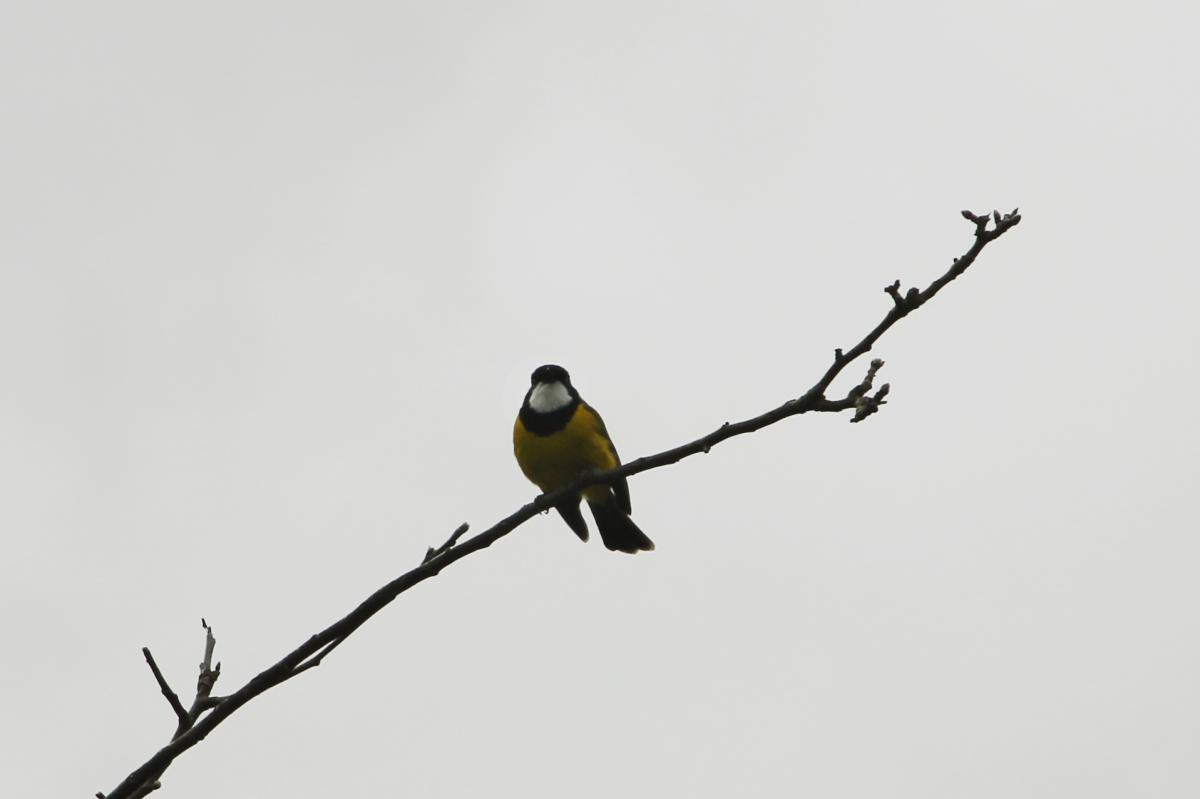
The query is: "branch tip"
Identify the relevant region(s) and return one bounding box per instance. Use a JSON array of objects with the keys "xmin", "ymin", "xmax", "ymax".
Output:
[
  {"xmin": 851, "ymin": 380, "xmax": 890, "ymax": 422},
  {"xmin": 194, "ymin": 620, "xmax": 221, "ymax": 704},
  {"xmin": 425, "ymin": 522, "xmax": 471, "ymax": 562},
  {"xmin": 884, "ymin": 281, "xmax": 904, "ymax": 306},
  {"xmin": 142, "ymin": 647, "xmax": 187, "ymax": 724}
]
